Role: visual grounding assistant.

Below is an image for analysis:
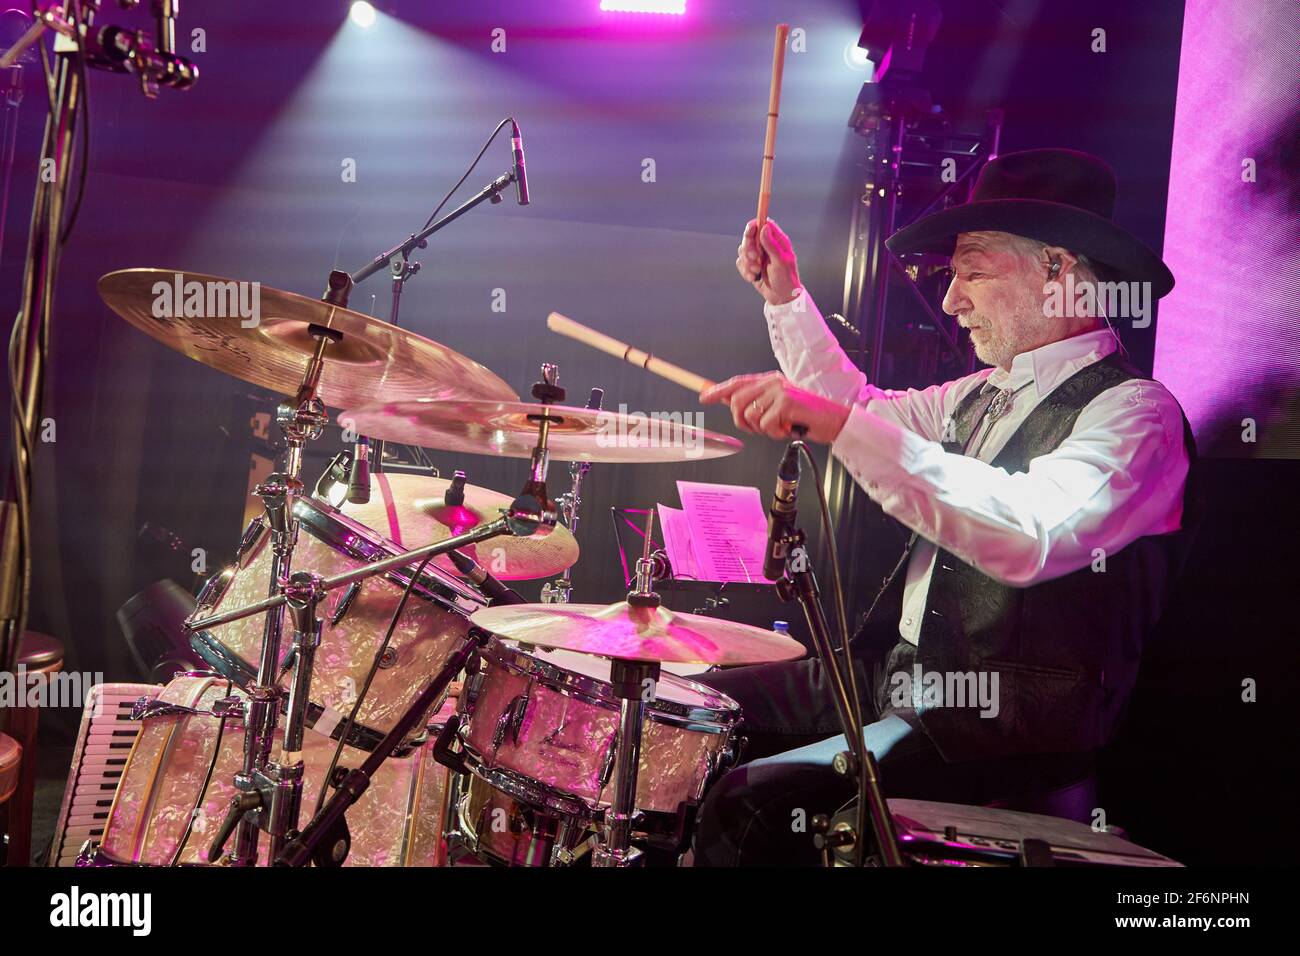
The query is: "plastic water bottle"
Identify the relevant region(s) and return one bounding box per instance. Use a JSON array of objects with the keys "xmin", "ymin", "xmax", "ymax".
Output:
[{"xmin": 772, "ymin": 620, "xmax": 790, "ymax": 636}]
